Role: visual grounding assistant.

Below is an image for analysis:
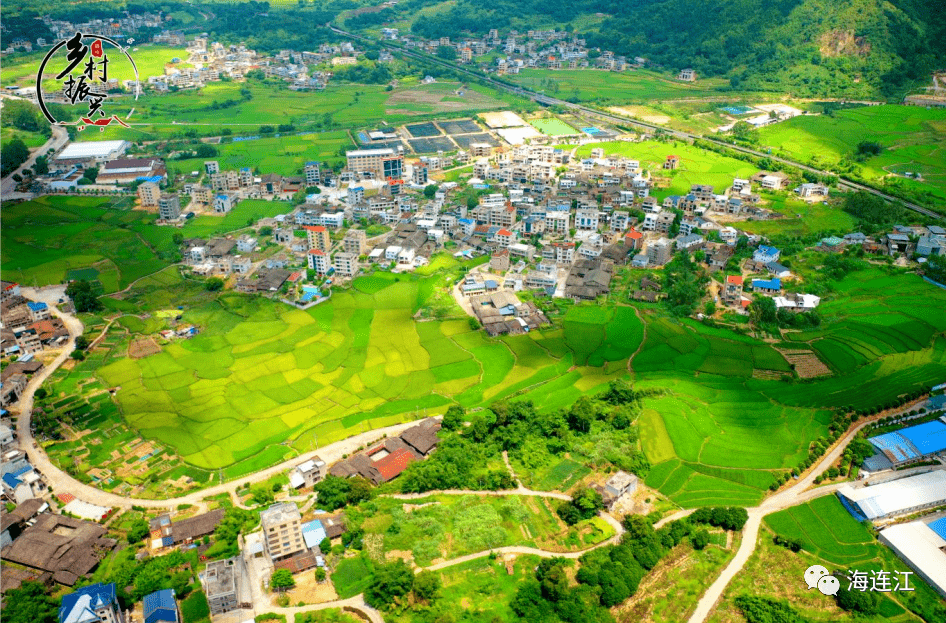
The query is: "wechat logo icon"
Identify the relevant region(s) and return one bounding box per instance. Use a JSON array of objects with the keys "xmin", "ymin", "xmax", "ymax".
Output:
[{"xmin": 804, "ymin": 564, "xmax": 840, "ymax": 596}]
